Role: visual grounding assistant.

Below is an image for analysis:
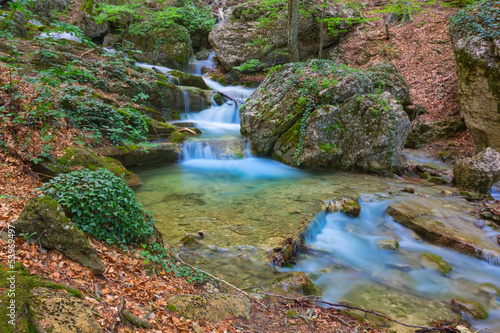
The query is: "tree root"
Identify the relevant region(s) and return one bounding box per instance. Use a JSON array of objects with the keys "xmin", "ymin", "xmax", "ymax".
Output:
[{"xmin": 121, "ymin": 308, "xmax": 155, "ymax": 329}]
